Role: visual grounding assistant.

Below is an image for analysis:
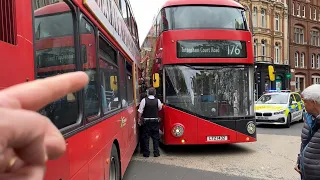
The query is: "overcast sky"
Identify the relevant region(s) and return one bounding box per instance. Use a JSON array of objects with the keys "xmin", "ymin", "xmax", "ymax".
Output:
[{"xmin": 129, "ymin": 0, "xmax": 167, "ymax": 46}]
